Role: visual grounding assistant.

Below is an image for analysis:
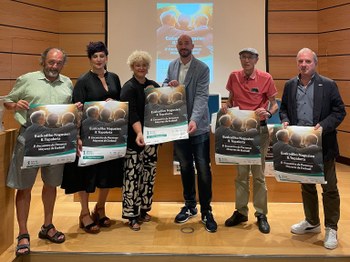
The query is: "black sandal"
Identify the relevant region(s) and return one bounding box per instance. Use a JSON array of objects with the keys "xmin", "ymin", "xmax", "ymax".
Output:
[
  {"xmin": 79, "ymin": 213, "xmax": 100, "ymax": 234},
  {"xmin": 92, "ymin": 205, "xmax": 111, "ymax": 227},
  {"xmin": 16, "ymin": 233, "xmax": 30, "ymax": 257},
  {"xmin": 139, "ymin": 211, "xmax": 151, "ymax": 222},
  {"xmin": 38, "ymin": 224, "xmax": 65, "ymax": 243},
  {"xmin": 128, "ymin": 219, "xmax": 141, "ymax": 231}
]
